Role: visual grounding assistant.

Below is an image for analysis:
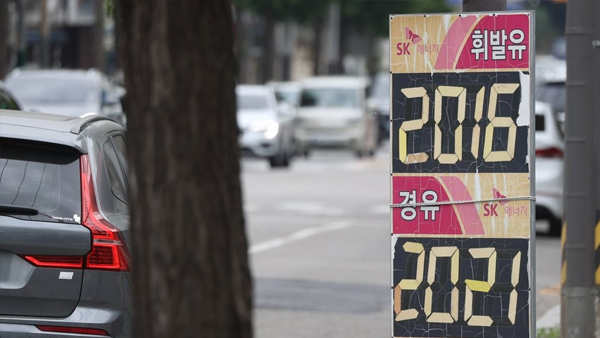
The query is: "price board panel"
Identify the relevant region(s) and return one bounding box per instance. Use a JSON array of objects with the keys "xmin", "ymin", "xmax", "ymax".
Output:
[{"xmin": 390, "ymin": 12, "xmax": 534, "ymax": 338}]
